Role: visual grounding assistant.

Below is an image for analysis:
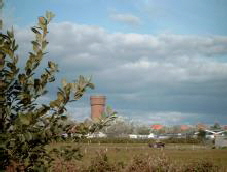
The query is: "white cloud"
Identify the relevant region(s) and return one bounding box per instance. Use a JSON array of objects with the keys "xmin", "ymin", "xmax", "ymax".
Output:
[
  {"xmin": 146, "ymin": 111, "xmax": 200, "ymax": 125},
  {"xmin": 13, "ymin": 22, "xmax": 227, "ymax": 124},
  {"xmin": 110, "ymin": 13, "xmax": 141, "ymax": 25},
  {"xmin": 66, "ymin": 103, "xmax": 91, "ymax": 122},
  {"xmin": 119, "ymin": 109, "xmax": 204, "ymax": 125}
]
